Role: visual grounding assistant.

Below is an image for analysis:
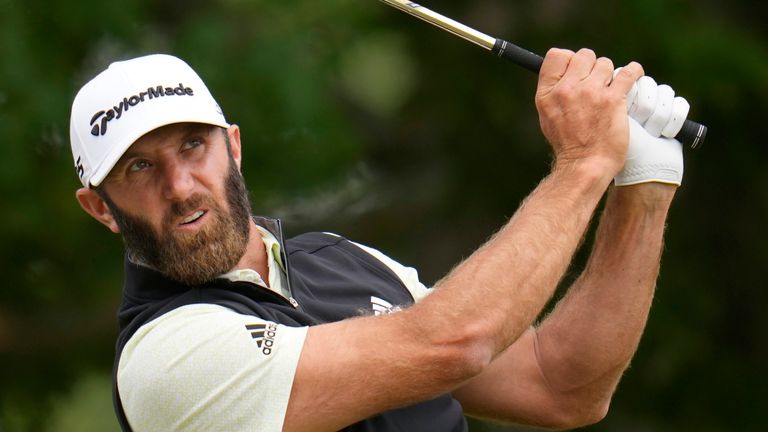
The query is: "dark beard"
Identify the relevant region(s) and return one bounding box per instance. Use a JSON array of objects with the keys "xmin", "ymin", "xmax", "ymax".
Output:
[{"xmin": 104, "ymin": 161, "xmax": 252, "ymax": 285}]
